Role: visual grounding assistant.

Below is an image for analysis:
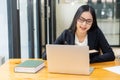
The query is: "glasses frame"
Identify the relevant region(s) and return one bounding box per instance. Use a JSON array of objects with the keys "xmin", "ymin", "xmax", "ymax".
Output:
[{"xmin": 77, "ymin": 17, "xmax": 93, "ymax": 25}]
